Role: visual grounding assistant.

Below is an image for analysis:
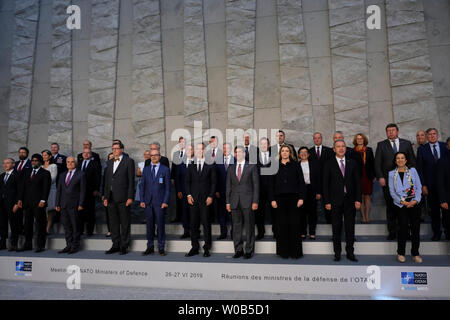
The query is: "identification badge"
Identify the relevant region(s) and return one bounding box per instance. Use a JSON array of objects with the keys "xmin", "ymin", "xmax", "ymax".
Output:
[
  {"xmin": 159, "ymin": 177, "xmax": 163, "ymax": 184},
  {"xmin": 57, "ymin": 157, "xmax": 63, "ymax": 164}
]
